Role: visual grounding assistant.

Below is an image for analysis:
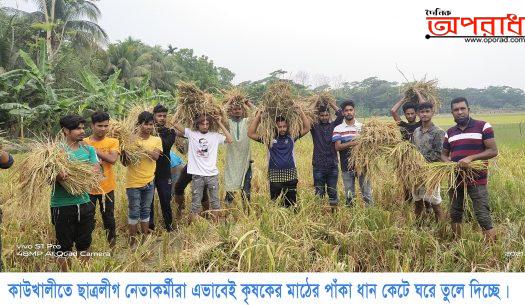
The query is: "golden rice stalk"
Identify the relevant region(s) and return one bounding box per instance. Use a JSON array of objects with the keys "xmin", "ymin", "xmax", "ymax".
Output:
[
  {"xmin": 400, "ymin": 77, "xmax": 442, "ymax": 110},
  {"xmin": 349, "ymin": 118, "xmax": 403, "ymax": 175},
  {"xmin": 419, "ymin": 160, "xmax": 487, "ymax": 194},
  {"xmin": 257, "ymin": 81, "xmax": 304, "ymax": 147},
  {"xmin": 173, "ymin": 82, "xmax": 228, "ymax": 131},
  {"xmin": 389, "ymin": 141, "xmax": 428, "ymax": 193},
  {"xmin": 12, "ymin": 139, "xmax": 103, "ymax": 205},
  {"xmin": 107, "ymin": 105, "xmax": 152, "ymax": 165}
]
